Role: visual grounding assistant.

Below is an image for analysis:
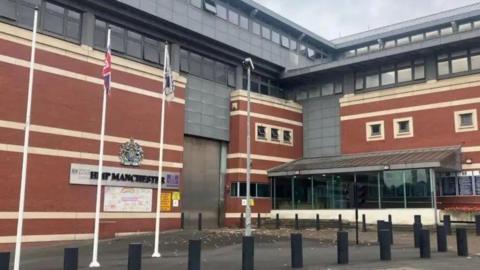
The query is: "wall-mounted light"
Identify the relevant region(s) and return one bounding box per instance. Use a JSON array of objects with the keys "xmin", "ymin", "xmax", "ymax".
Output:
[{"xmin": 466, "ymin": 158, "xmax": 473, "ymax": 164}]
